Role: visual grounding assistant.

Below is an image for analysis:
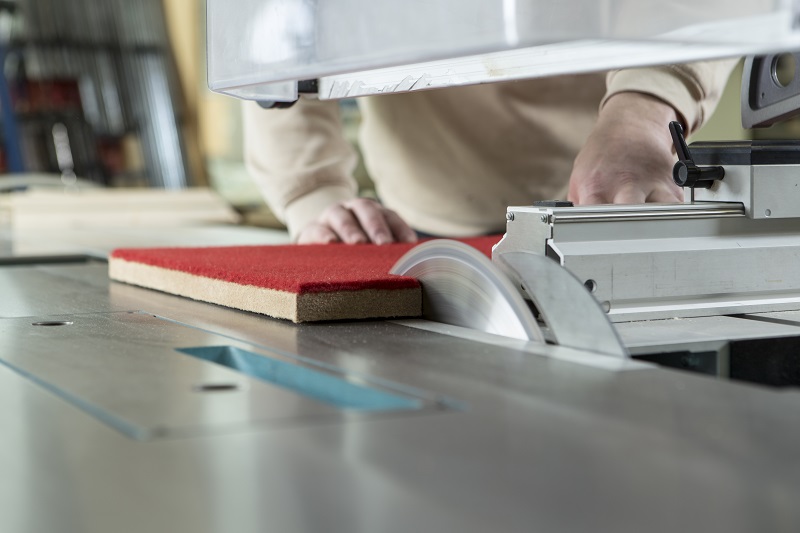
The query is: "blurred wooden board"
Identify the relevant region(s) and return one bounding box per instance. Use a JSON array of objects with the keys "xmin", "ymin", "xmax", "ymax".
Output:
[{"xmin": 2, "ymin": 188, "xmax": 239, "ymax": 230}]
